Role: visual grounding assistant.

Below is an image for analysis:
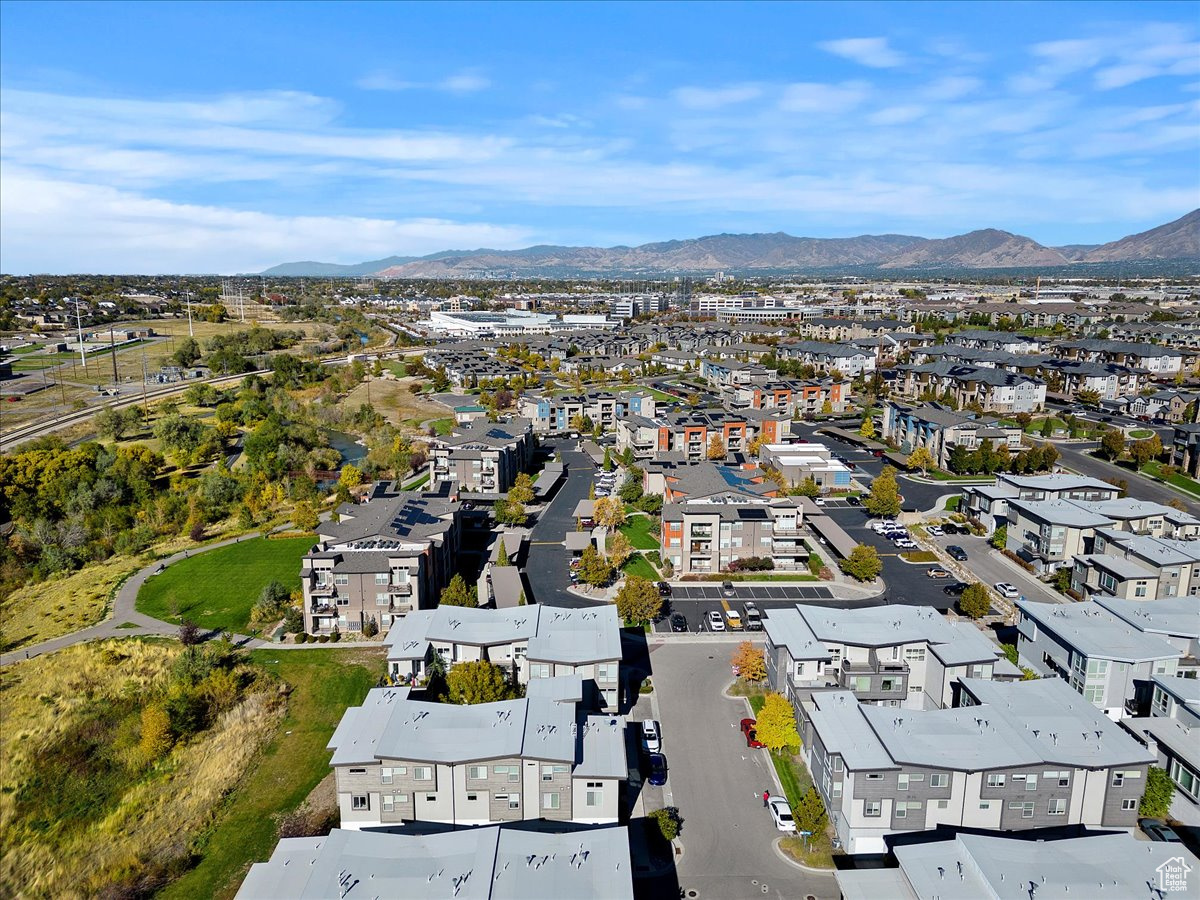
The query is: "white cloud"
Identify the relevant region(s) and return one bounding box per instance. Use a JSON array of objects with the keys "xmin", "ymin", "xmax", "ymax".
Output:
[
  {"xmin": 356, "ymin": 69, "xmax": 490, "ymax": 93},
  {"xmin": 779, "ymin": 81, "xmax": 870, "ymax": 113},
  {"xmin": 1013, "ymin": 23, "xmax": 1200, "ymax": 92},
  {"xmin": 818, "ymin": 37, "xmax": 906, "ymax": 69},
  {"xmin": 921, "ymin": 76, "xmax": 981, "ymax": 101},
  {"xmin": 672, "ymin": 83, "xmax": 762, "ymax": 110},
  {"xmin": 868, "ymin": 105, "xmax": 926, "ymax": 125}
]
